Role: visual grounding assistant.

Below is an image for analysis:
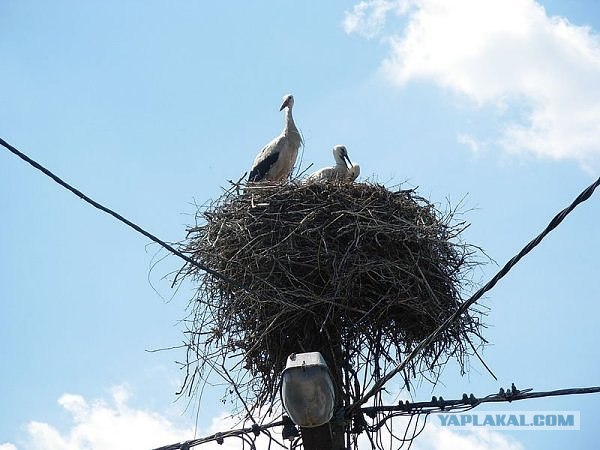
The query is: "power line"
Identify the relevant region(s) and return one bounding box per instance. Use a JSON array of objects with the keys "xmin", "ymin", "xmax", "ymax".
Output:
[
  {"xmin": 353, "ymin": 175, "xmax": 600, "ymax": 412},
  {"xmin": 0, "ymin": 136, "xmax": 248, "ymax": 292},
  {"xmin": 152, "ymin": 384, "xmax": 600, "ymax": 450},
  {"xmin": 360, "ymin": 385, "xmax": 600, "ymax": 416},
  {"xmin": 4, "ymin": 136, "xmax": 598, "ymax": 448},
  {"xmin": 152, "ymin": 419, "xmax": 285, "ymax": 450}
]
